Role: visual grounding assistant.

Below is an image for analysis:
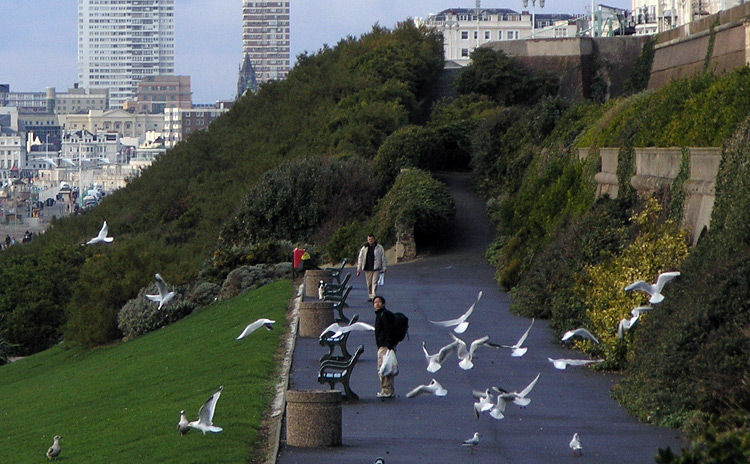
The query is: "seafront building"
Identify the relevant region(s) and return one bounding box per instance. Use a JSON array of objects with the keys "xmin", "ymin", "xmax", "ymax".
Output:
[
  {"xmin": 239, "ymin": 1, "xmax": 290, "ymax": 95},
  {"xmin": 77, "ymin": 0, "xmax": 175, "ymax": 109}
]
